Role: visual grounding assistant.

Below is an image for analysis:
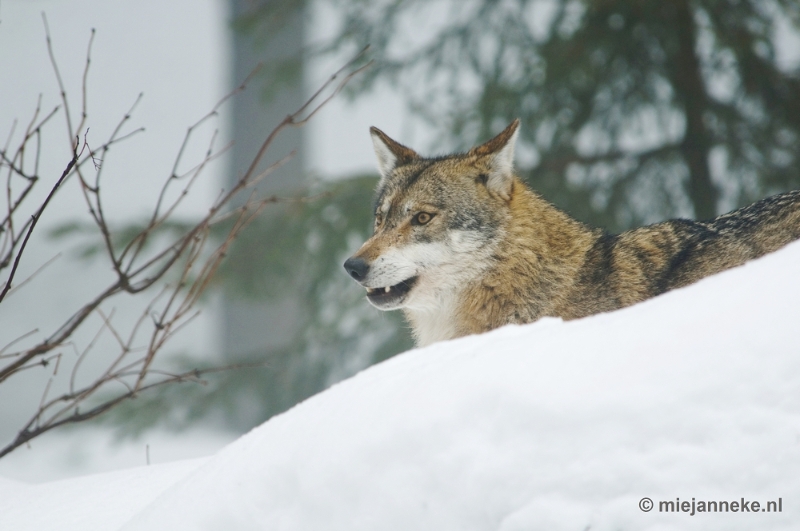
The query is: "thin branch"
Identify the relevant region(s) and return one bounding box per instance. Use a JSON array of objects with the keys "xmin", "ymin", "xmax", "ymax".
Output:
[
  {"xmin": 69, "ymin": 310, "xmax": 111, "ymax": 395},
  {"xmin": 42, "ymin": 13, "xmax": 76, "ymax": 148},
  {"xmin": 74, "ymin": 28, "xmax": 95, "ymax": 142},
  {"xmin": 0, "ymin": 363, "xmax": 266, "ymax": 459},
  {"xmin": 0, "ymin": 329, "xmax": 39, "ymax": 358},
  {"xmin": 0, "ymin": 144, "xmax": 80, "ymax": 304},
  {"xmin": 4, "ymin": 252, "xmax": 61, "ymax": 300},
  {"xmin": 241, "ymin": 46, "xmax": 372, "ymax": 185}
]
